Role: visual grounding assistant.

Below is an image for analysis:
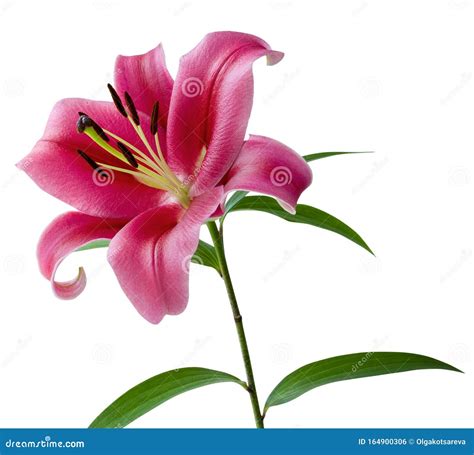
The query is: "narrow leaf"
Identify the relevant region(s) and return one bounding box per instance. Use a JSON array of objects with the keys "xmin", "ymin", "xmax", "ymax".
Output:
[
  {"xmin": 264, "ymin": 352, "xmax": 462, "ymax": 414},
  {"xmin": 303, "ymin": 151, "xmax": 372, "ymax": 163},
  {"xmin": 76, "ymin": 239, "xmax": 111, "ymax": 252},
  {"xmin": 90, "ymin": 367, "xmax": 246, "ymax": 428},
  {"xmin": 192, "ymin": 240, "xmax": 221, "ymax": 274},
  {"xmin": 225, "ymin": 190, "xmax": 249, "ymax": 213},
  {"xmin": 75, "ymin": 239, "xmax": 220, "ymax": 273},
  {"xmin": 227, "ymin": 196, "xmax": 373, "ymax": 254}
]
